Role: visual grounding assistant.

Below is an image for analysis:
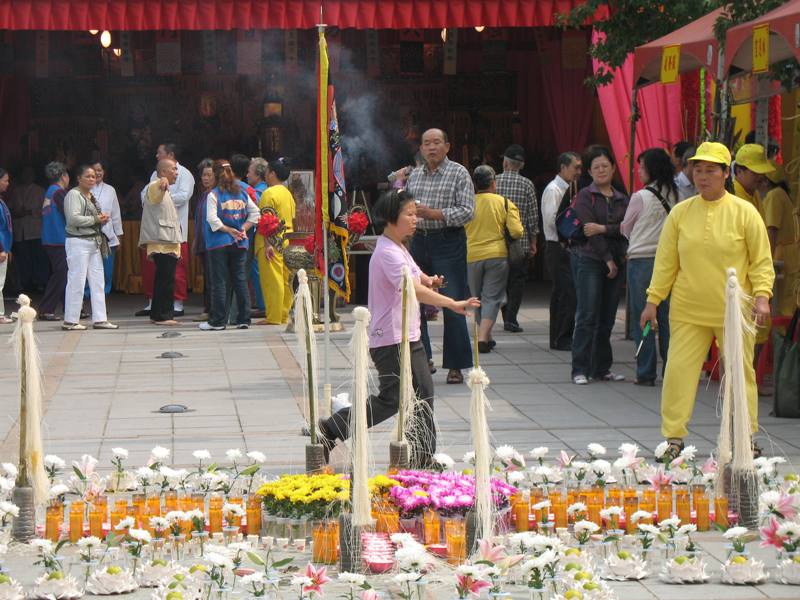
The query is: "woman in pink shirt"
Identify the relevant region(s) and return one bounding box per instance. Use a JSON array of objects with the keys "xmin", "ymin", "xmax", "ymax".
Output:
[{"xmin": 318, "ymin": 189, "xmax": 479, "ymax": 467}]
